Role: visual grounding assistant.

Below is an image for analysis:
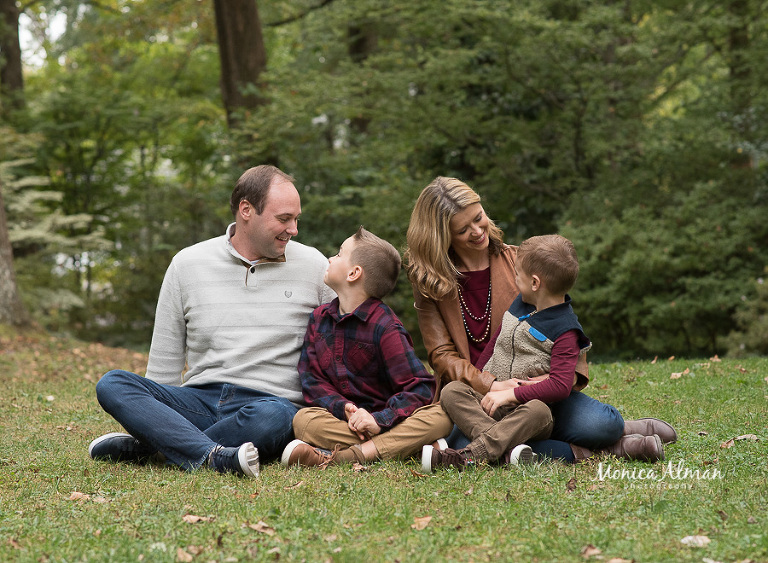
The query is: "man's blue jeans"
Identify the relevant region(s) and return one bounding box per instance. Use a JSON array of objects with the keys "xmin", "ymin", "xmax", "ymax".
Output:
[
  {"xmin": 446, "ymin": 391, "xmax": 624, "ymax": 462},
  {"xmin": 95, "ymin": 370, "xmax": 299, "ymax": 470}
]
